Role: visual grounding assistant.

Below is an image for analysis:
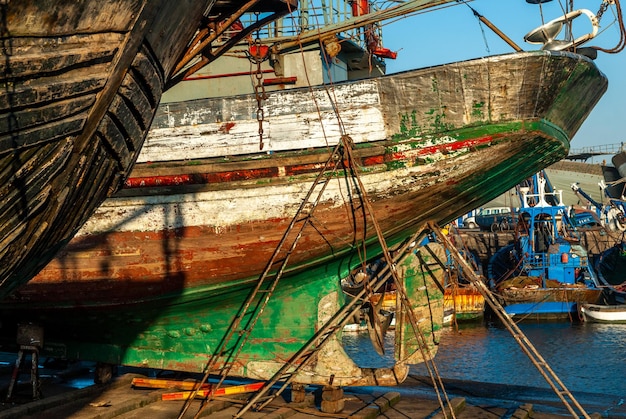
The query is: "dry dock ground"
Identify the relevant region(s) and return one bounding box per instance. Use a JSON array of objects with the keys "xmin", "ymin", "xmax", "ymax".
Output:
[{"xmin": 0, "ymin": 370, "xmax": 624, "ymax": 419}]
